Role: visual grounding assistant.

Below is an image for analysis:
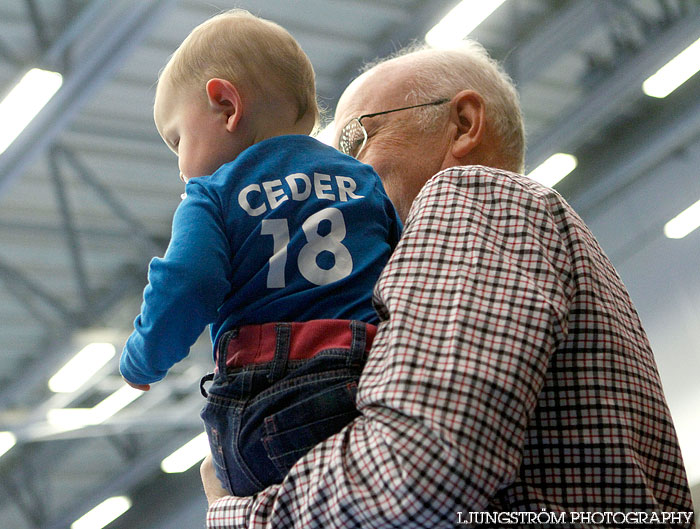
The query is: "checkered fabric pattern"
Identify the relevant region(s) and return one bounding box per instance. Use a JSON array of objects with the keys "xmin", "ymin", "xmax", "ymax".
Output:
[{"xmin": 207, "ymin": 166, "xmax": 695, "ymax": 528}]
